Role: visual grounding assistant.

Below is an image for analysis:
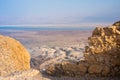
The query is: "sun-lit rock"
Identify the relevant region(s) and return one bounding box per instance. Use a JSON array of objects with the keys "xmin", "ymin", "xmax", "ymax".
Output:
[
  {"xmin": 45, "ymin": 21, "xmax": 120, "ymax": 77},
  {"xmin": 0, "ymin": 35, "xmax": 30, "ymax": 76}
]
